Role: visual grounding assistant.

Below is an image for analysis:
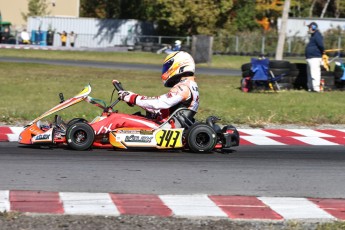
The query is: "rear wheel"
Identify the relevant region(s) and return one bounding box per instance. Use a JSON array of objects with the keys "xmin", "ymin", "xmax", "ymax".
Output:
[
  {"xmin": 66, "ymin": 122, "xmax": 95, "ymax": 150},
  {"xmin": 187, "ymin": 123, "xmax": 217, "ymax": 153}
]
